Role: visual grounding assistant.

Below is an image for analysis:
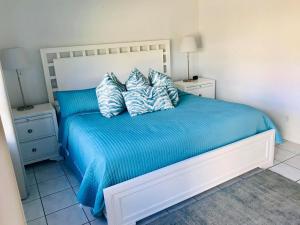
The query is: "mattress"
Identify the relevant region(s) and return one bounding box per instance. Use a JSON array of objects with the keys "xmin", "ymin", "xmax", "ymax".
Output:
[{"xmin": 59, "ymin": 92, "xmax": 282, "ymax": 216}]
